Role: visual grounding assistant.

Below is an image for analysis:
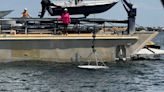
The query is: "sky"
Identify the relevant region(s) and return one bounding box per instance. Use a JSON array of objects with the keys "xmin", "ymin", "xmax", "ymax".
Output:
[{"xmin": 0, "ymin": 0, "xmax": 164, "ymax": 27}]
